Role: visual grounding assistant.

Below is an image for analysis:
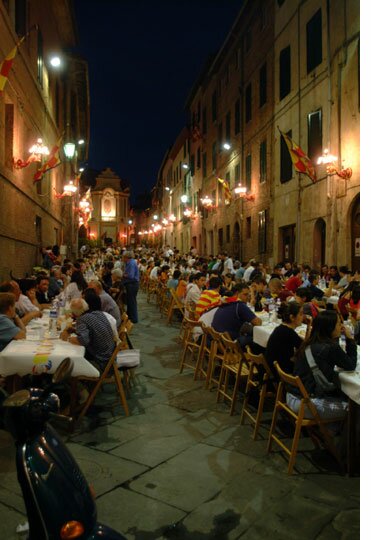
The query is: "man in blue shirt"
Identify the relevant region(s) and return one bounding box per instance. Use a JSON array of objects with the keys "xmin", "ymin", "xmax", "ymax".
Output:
[
  {"xmin": 0, "ymin": 293, "xmax": 26, "ymax": 352},
  {"xmin": 122, "ymin": 251, "xmax": 140, "ymax": 323},
  {"xmin": 212, "ymin": 283, "xmax": 261, "ymax": 349}
]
